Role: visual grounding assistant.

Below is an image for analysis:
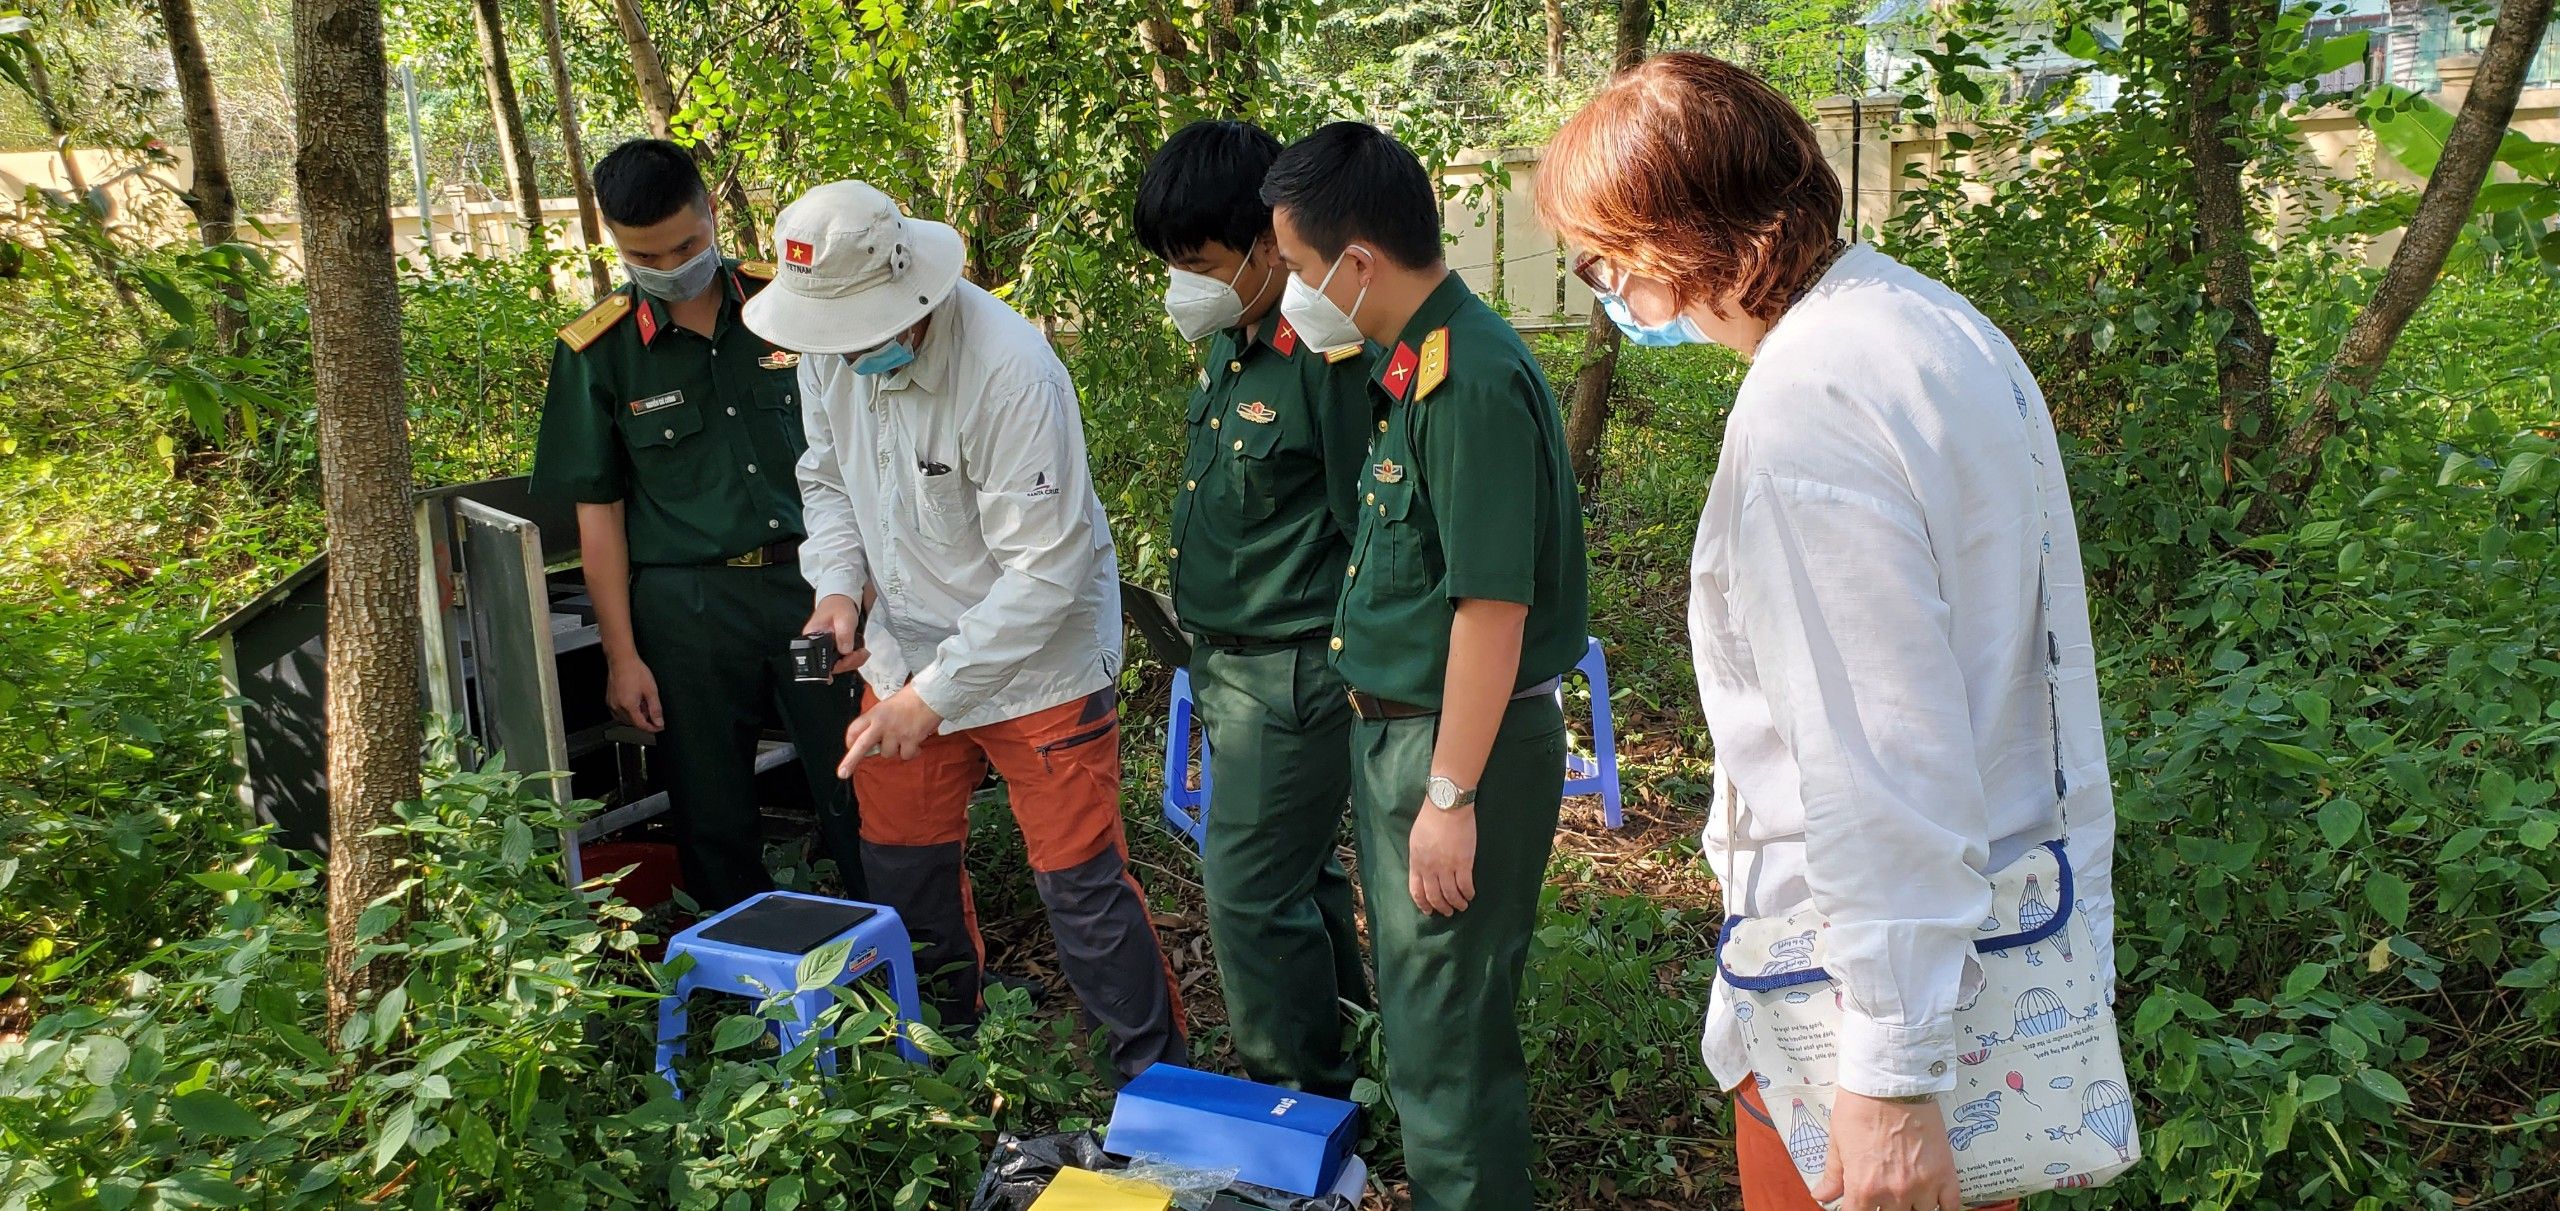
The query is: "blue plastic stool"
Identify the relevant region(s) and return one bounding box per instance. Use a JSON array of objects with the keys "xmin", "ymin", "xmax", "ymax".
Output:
[
  {"xmin": 1560, "ymin": 636, "xmax": 1624, "ymax": 829},
  {"xmin": 1162, "ymin": 665, "xmax": 1213, "ymax": 850},
  {"xmin": 653, "ymin": 891, "xmax": 927, "ymax": 1095}
]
